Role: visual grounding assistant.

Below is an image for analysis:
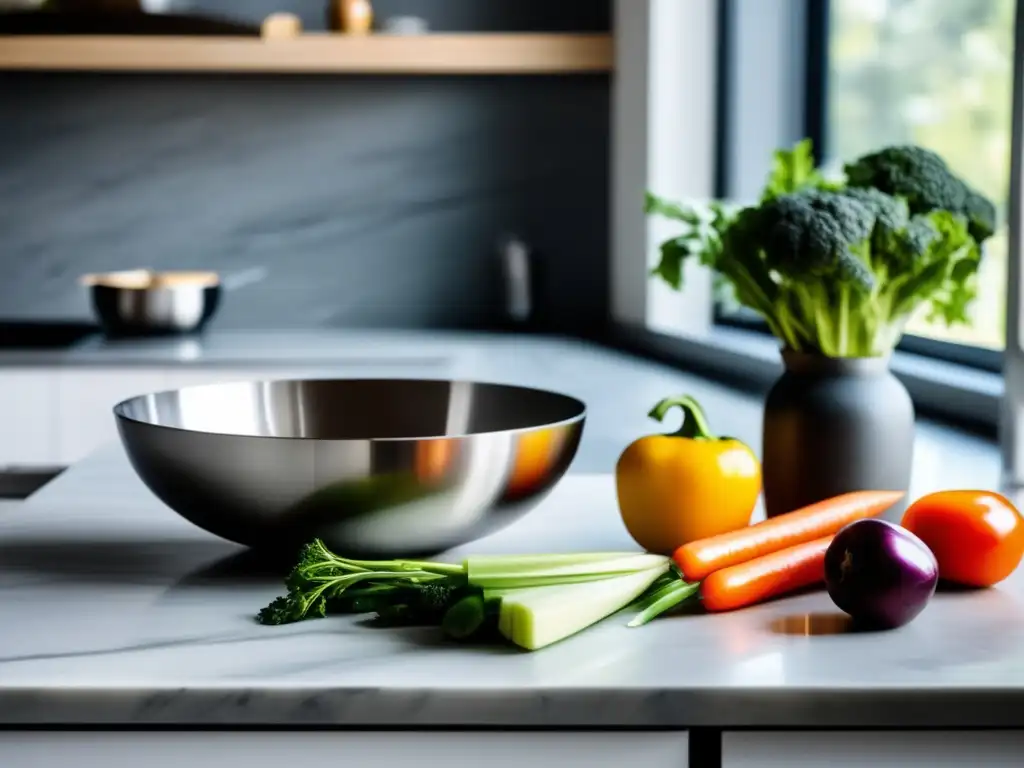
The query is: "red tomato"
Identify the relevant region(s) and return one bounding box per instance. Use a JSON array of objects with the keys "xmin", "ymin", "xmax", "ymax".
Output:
[{"xmin": 901, "ymin": 490, "xmax": 1024, "ymax": 587}]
